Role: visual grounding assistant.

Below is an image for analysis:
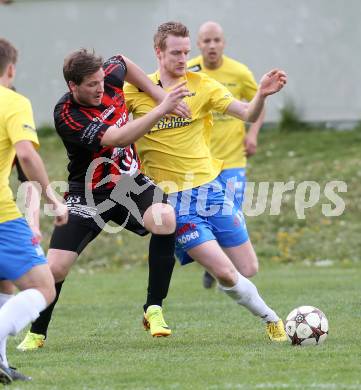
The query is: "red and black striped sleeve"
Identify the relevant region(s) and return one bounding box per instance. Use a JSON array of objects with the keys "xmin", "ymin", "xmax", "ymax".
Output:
[
  {"xmin": 54, "ymin": 96, "xmax": 108, "ymax": 151},
  {"xmin": 103, "ymin": 55, "xmax": 127, "ymax": 88}
]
